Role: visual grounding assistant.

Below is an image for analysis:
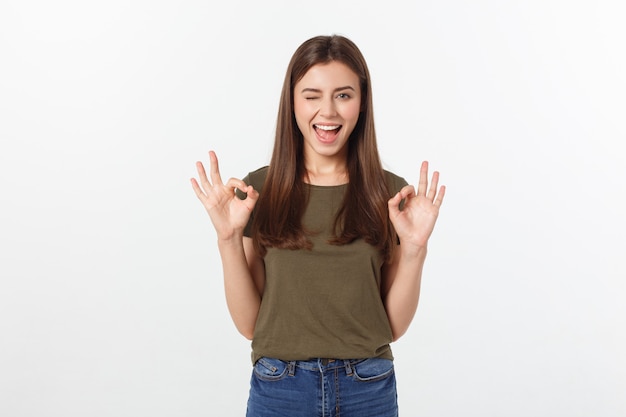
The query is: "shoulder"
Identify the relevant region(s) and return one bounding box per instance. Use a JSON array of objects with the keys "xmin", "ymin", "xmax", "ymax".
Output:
[{"xmin": 384, "ymin": 170, "xmax": 408, "ymax": 193}]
